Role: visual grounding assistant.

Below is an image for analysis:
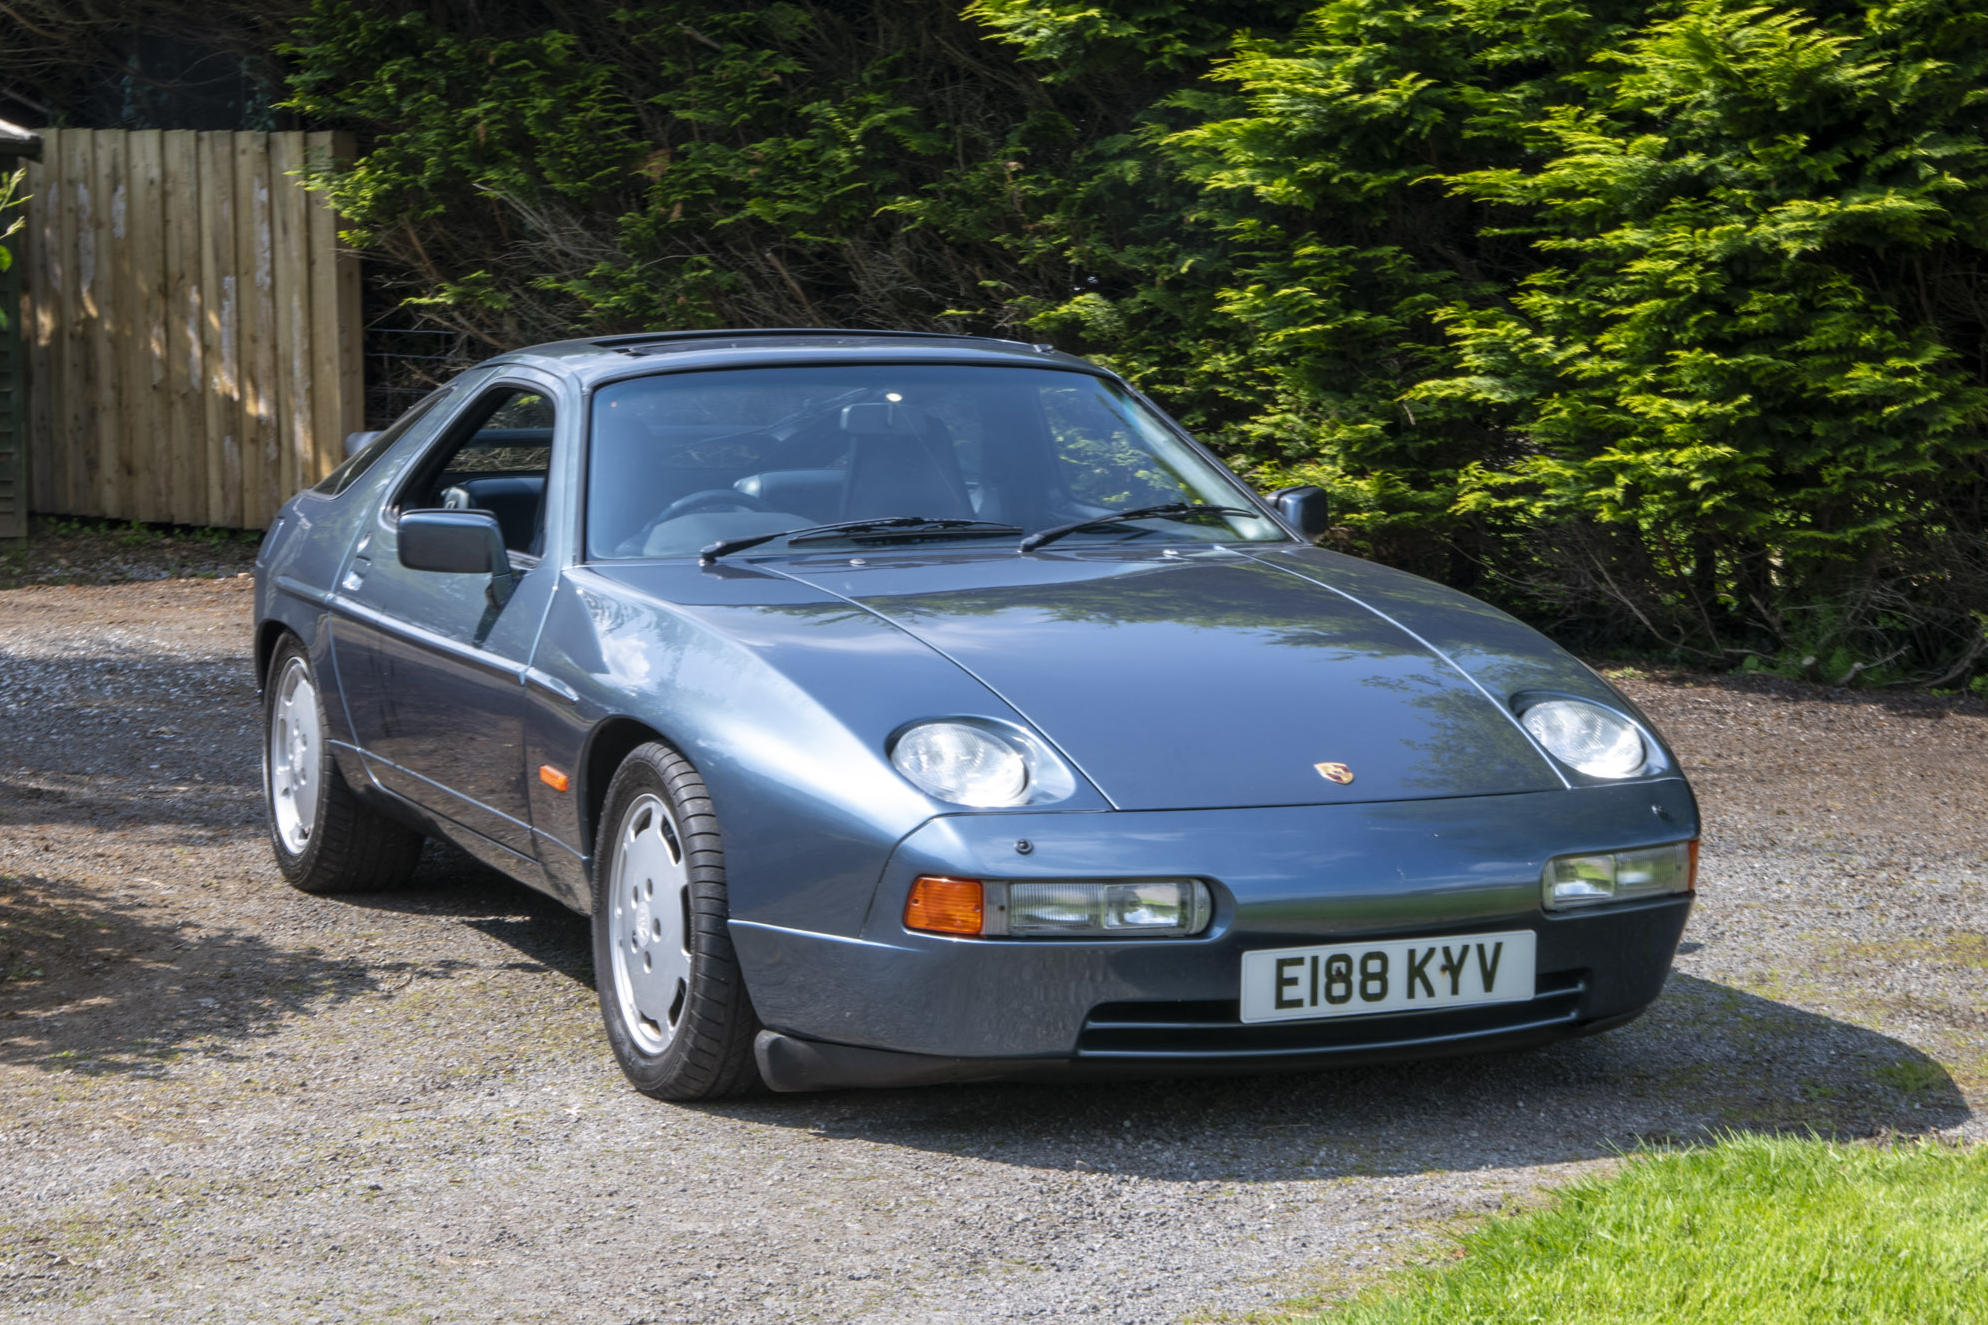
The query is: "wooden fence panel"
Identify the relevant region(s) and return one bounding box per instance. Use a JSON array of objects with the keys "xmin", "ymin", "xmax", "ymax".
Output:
[
  {"xmin": 19, "ymin": 129, "xmax": 360, "ymax": 529},
  {"xmin": 196, "ymin": 131, "xmax": 239, "ymax": 529},
  {"xmin": 90, "ymin": 131, "xmax": 122, "ymax": 520},
  {"xmin": 236, "ymin": 132, "xmax": 276, "ymax": 528},
  {"xmin": 162, "ymin": 130, "xmax": 205, "ymax": 528}
]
